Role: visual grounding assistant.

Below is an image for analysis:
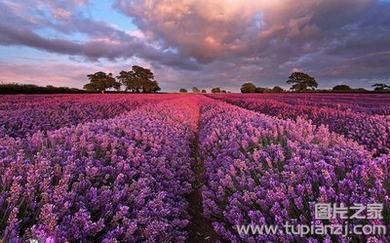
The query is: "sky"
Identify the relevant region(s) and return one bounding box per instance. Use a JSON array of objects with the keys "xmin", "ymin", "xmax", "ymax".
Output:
[{"xmin": 0, "ymin": 0, "xmax": 390, "ymax": 92}]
